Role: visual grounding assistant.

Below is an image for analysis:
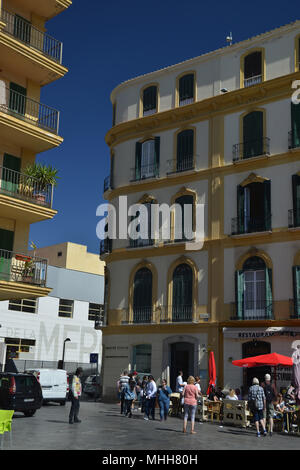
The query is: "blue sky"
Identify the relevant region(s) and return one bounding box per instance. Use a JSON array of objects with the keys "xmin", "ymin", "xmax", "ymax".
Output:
[{"xmin": 29, "ymin": 0, "xmax": 299, "ymax": 254}]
